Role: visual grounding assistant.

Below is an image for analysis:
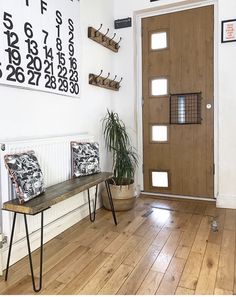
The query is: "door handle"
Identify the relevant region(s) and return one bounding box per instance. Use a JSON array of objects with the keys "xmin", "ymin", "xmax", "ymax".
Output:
[{"xmin": 206, "ymin": 104, "xmax": 212, "ymax": 109}]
